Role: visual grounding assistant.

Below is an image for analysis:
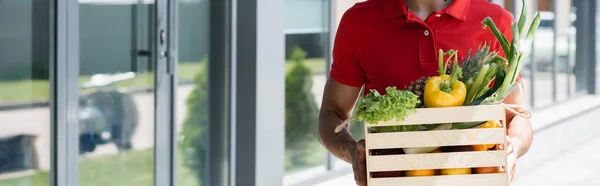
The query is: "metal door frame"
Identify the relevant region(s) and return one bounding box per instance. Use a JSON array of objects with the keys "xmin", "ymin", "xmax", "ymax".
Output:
[{"xmin": 54, "ymin": 0, "xmax": 175, "ymax": 185}]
